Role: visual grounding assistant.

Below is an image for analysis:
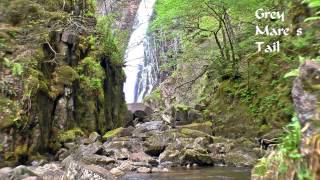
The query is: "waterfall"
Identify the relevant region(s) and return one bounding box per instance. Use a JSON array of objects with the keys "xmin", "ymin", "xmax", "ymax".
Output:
[{"xmin": 123, "ymin": 0, "xmax": 157, "ymax": 103}]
